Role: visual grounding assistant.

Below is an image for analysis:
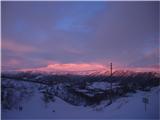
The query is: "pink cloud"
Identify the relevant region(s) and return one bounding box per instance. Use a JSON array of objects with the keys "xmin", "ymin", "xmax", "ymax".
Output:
[
  {"xmin": 2, "ymin": 59, "xmax": 22, "ymax": 71},
  {"xmin": 7, "ymin": 59, "xmax": 21, "ymax": 66},
  {"xmin": 125, "ymin": 67, "xmax": 159, "ymax": 73},
  {"xmin": 20, "ymin": 63, "xmax": 108, "ymax": 72},
  {"xmin": 2, "ymin": 40, "xmax": 37, "ymax": 53}
]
